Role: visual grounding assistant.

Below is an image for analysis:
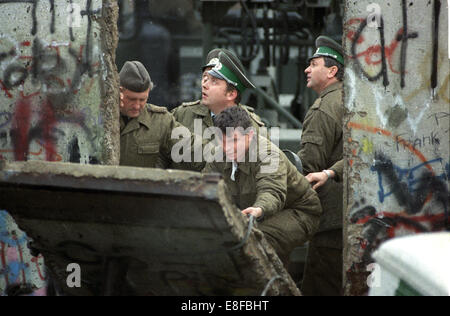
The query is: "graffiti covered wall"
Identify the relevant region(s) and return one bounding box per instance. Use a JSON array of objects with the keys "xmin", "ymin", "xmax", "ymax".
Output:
[
  {"xmin": 0, "ymin": 0, "xmax": 119, "ymax": 295},
  {"xmin": 343, "ymin": 0, "xmax": 449, "ymax": 295}
]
